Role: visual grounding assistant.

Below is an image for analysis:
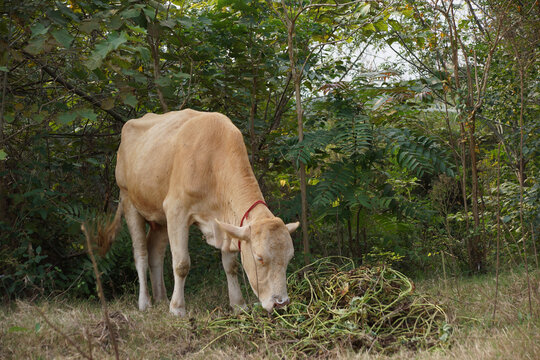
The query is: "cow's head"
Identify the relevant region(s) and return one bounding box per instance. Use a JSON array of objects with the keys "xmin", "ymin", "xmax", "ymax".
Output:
[{"xmin": 214, "ymin": 217, "xmax": 299, "ymax": 312}]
